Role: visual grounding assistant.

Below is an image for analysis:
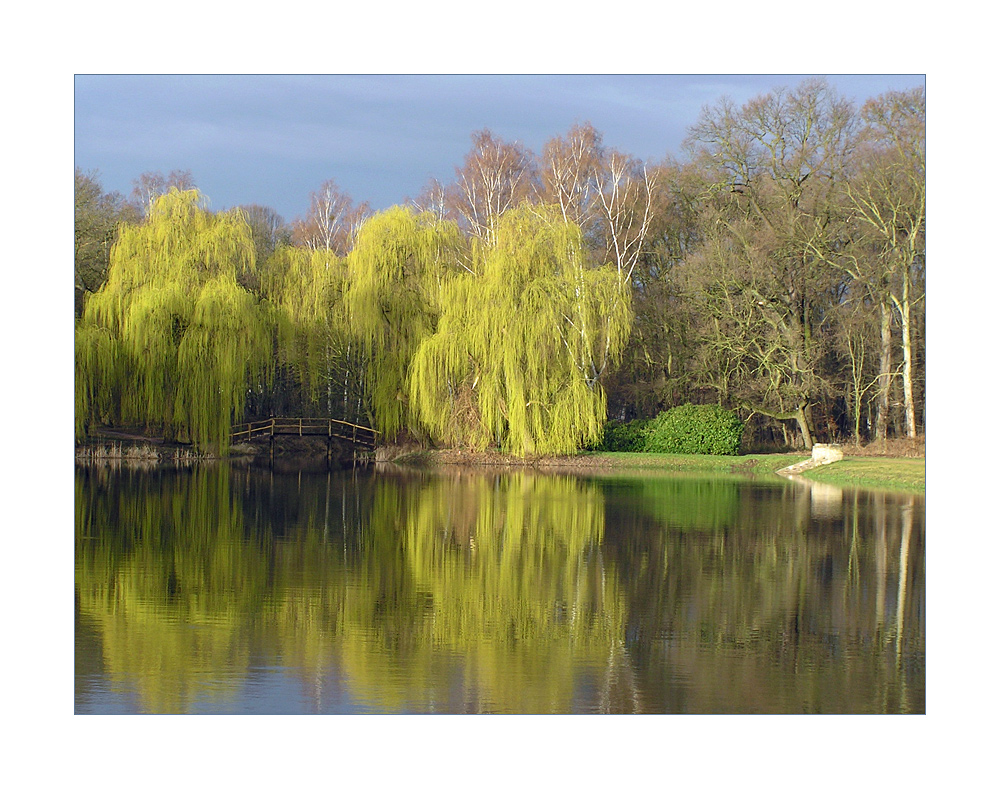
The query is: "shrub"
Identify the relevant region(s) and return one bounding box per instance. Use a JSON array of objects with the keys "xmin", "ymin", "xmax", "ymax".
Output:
[
  {"xmin": 596, "ymin": 419, "xmax": 648, "ymax": 452},
  {"xmin": 643, "ymin": 404, "xmax": 744, "ymax": 455}
]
